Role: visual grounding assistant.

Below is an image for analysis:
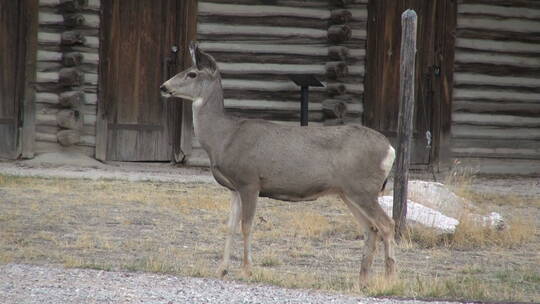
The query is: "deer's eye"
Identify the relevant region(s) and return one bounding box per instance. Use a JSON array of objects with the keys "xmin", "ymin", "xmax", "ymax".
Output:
[{"xmin": 187, "ymin": 72, "xmax": 197, "ymax": 78}]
